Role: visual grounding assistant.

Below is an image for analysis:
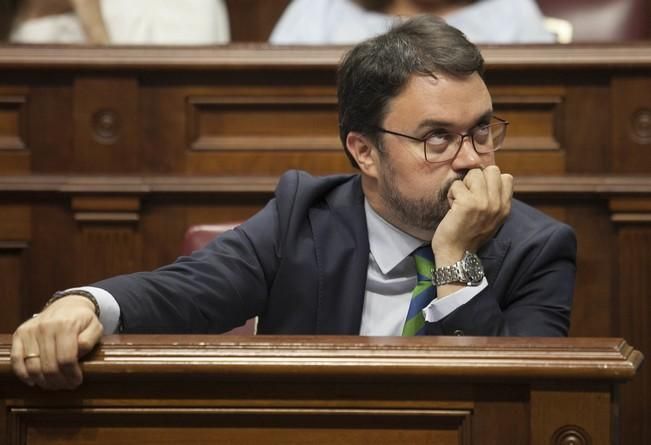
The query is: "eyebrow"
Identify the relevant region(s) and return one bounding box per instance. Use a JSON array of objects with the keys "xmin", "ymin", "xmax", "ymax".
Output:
[{"xmin": 414, "ymin": 110, "xmax": 494, "ymax": 133}]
